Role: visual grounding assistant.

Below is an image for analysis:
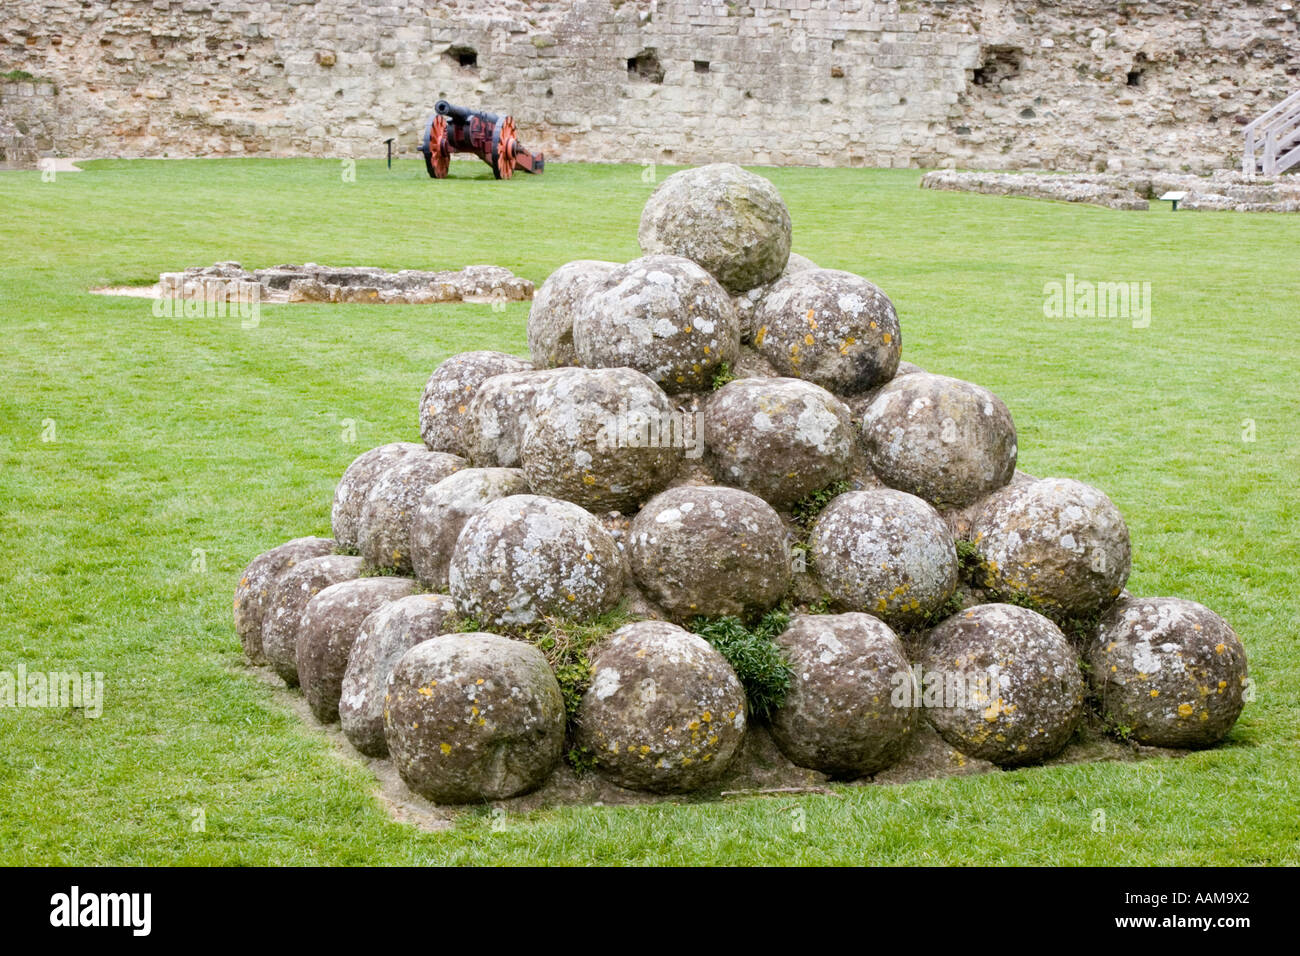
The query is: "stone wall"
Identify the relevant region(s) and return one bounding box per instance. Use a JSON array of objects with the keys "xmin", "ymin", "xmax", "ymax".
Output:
[{"xmin": 2, "ymin": 0, "xmax": 1297, "ymax": 172}]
